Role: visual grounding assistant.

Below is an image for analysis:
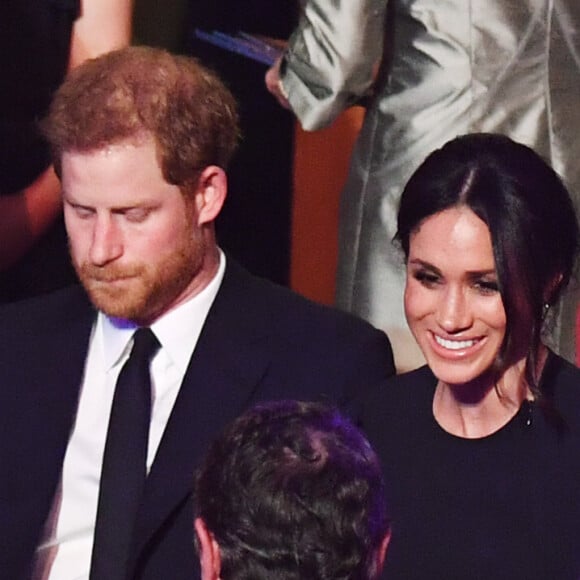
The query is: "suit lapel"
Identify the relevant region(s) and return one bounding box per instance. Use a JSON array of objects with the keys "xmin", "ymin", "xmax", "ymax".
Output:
[
  {"xmin": 1, "ymin": 286, "xmax": 95, "ymax": 572},
  {"xmin": 132, "ymin": 260, "xmax": 273, "ymax": 557},
  {"xmin": 14, "ymin": 286, "xmax": 95, "ymax": 479}
]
